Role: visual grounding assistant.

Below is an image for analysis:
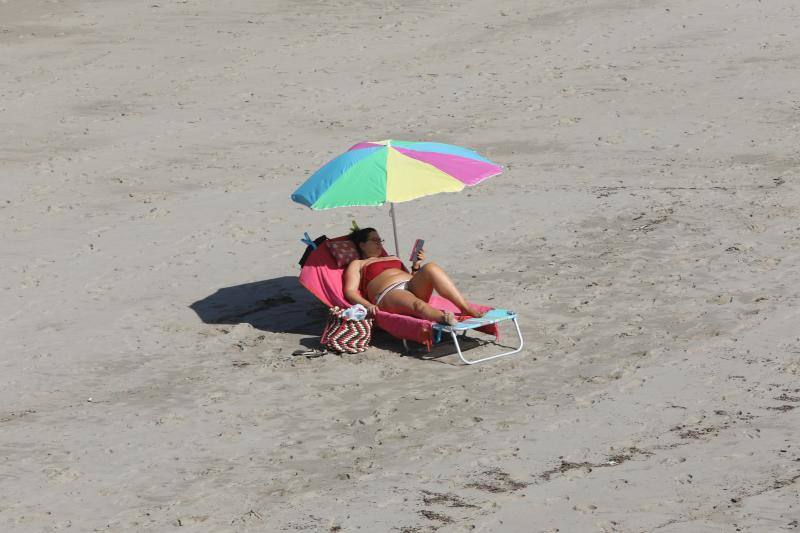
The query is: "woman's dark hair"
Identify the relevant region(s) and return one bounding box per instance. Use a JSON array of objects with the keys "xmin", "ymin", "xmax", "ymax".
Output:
[{"xmin": 348, "ymin": 227, "xmax": 376, "ymax": 258}]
